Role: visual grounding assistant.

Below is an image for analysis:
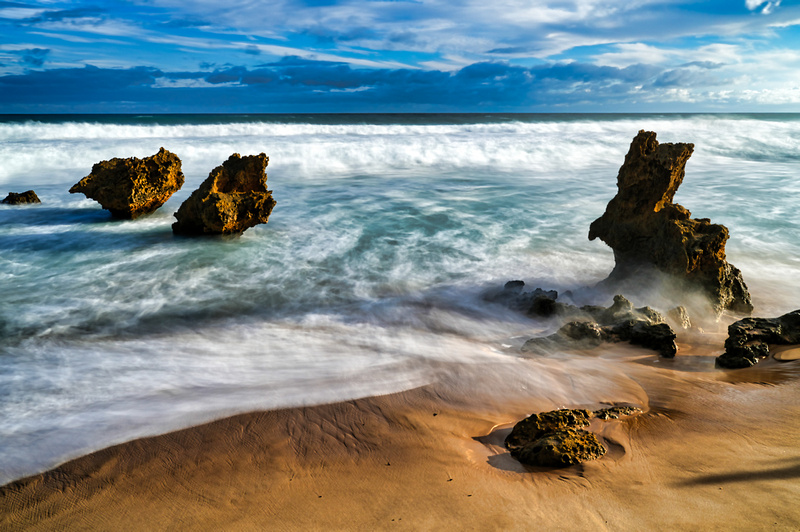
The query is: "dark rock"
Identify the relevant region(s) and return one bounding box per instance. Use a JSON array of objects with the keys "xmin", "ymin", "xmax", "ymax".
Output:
[
  {"xmin": 2, "ymin": 190, "xmax": 41, "ymax": 205},
  {"xmin": 512, "ymin": 428, "xmax": 606, "ymax": 468},
  {"xmin": 588, "ymin": 131, "xmax": 753, "ymax": 315},
  {"xmin": 521, "ymin": 294, "xmax": 677, "ymax": 357},
  {"xmin": 69, "ymin": 148, "xmax": 184, "ymax": 219},
  {"xmin": 716, "ymin": 309, "xmax": 800, "ymax": 369},
  {"xmin": 172, "ymin": 153, "xmax": 276, "ymax": 236}
]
